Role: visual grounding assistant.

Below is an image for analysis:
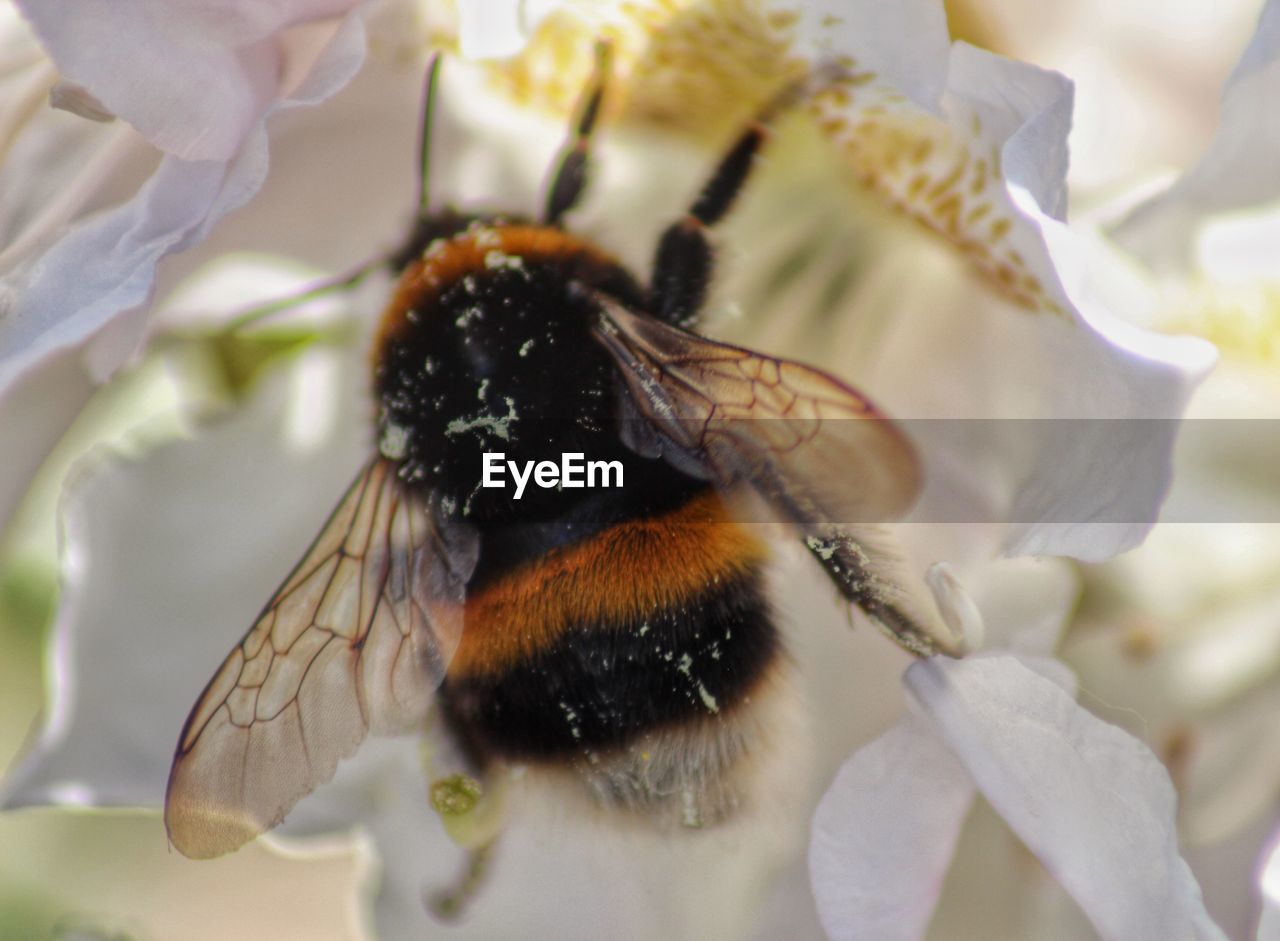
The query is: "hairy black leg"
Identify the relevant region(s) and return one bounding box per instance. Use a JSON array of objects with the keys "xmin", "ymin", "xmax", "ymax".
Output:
[
  {"xmin": 648, "ymin": 73, "xmax": 837, "ymax": 327},
  {"xmin": 544, "ymin": 43, "xmax": 611, "ymax": 225},
  {"xmin": 647, "ymin": 121, "xmax": 769, "ymax": 327}
]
